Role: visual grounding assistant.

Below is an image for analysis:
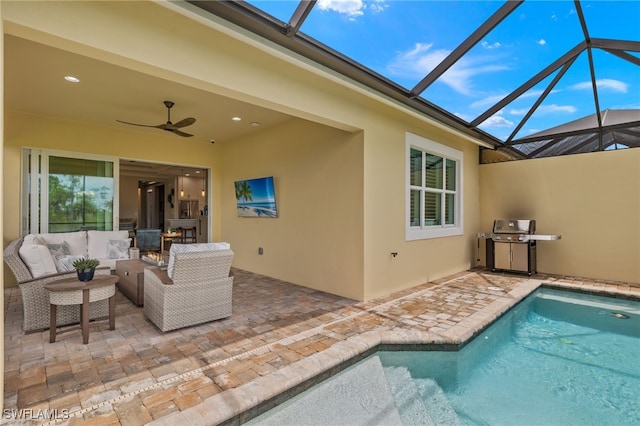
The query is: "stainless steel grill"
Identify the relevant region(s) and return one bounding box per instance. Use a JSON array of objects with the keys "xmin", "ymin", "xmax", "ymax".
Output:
[{"xmin": 477, "ymin": 219, "xmax": 561, "ymax": 275}]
